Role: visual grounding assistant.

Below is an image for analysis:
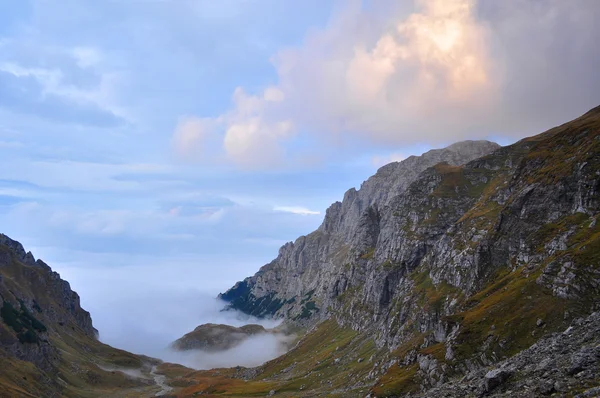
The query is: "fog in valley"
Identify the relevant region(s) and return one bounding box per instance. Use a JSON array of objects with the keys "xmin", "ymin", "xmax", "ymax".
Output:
[{"xmin": 56, "ymin": 261, "xmax": 291, "ymax": 370}]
